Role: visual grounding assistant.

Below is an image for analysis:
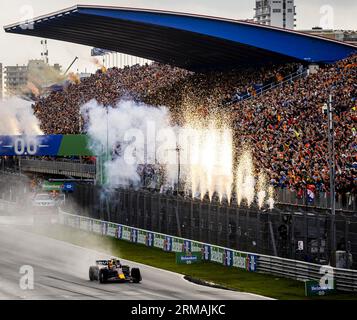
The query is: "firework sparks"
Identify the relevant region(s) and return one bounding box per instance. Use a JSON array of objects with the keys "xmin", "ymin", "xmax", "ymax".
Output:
[{"xmin": 257, "ymin": 171, "xmax": 267, "ymax": 209}]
